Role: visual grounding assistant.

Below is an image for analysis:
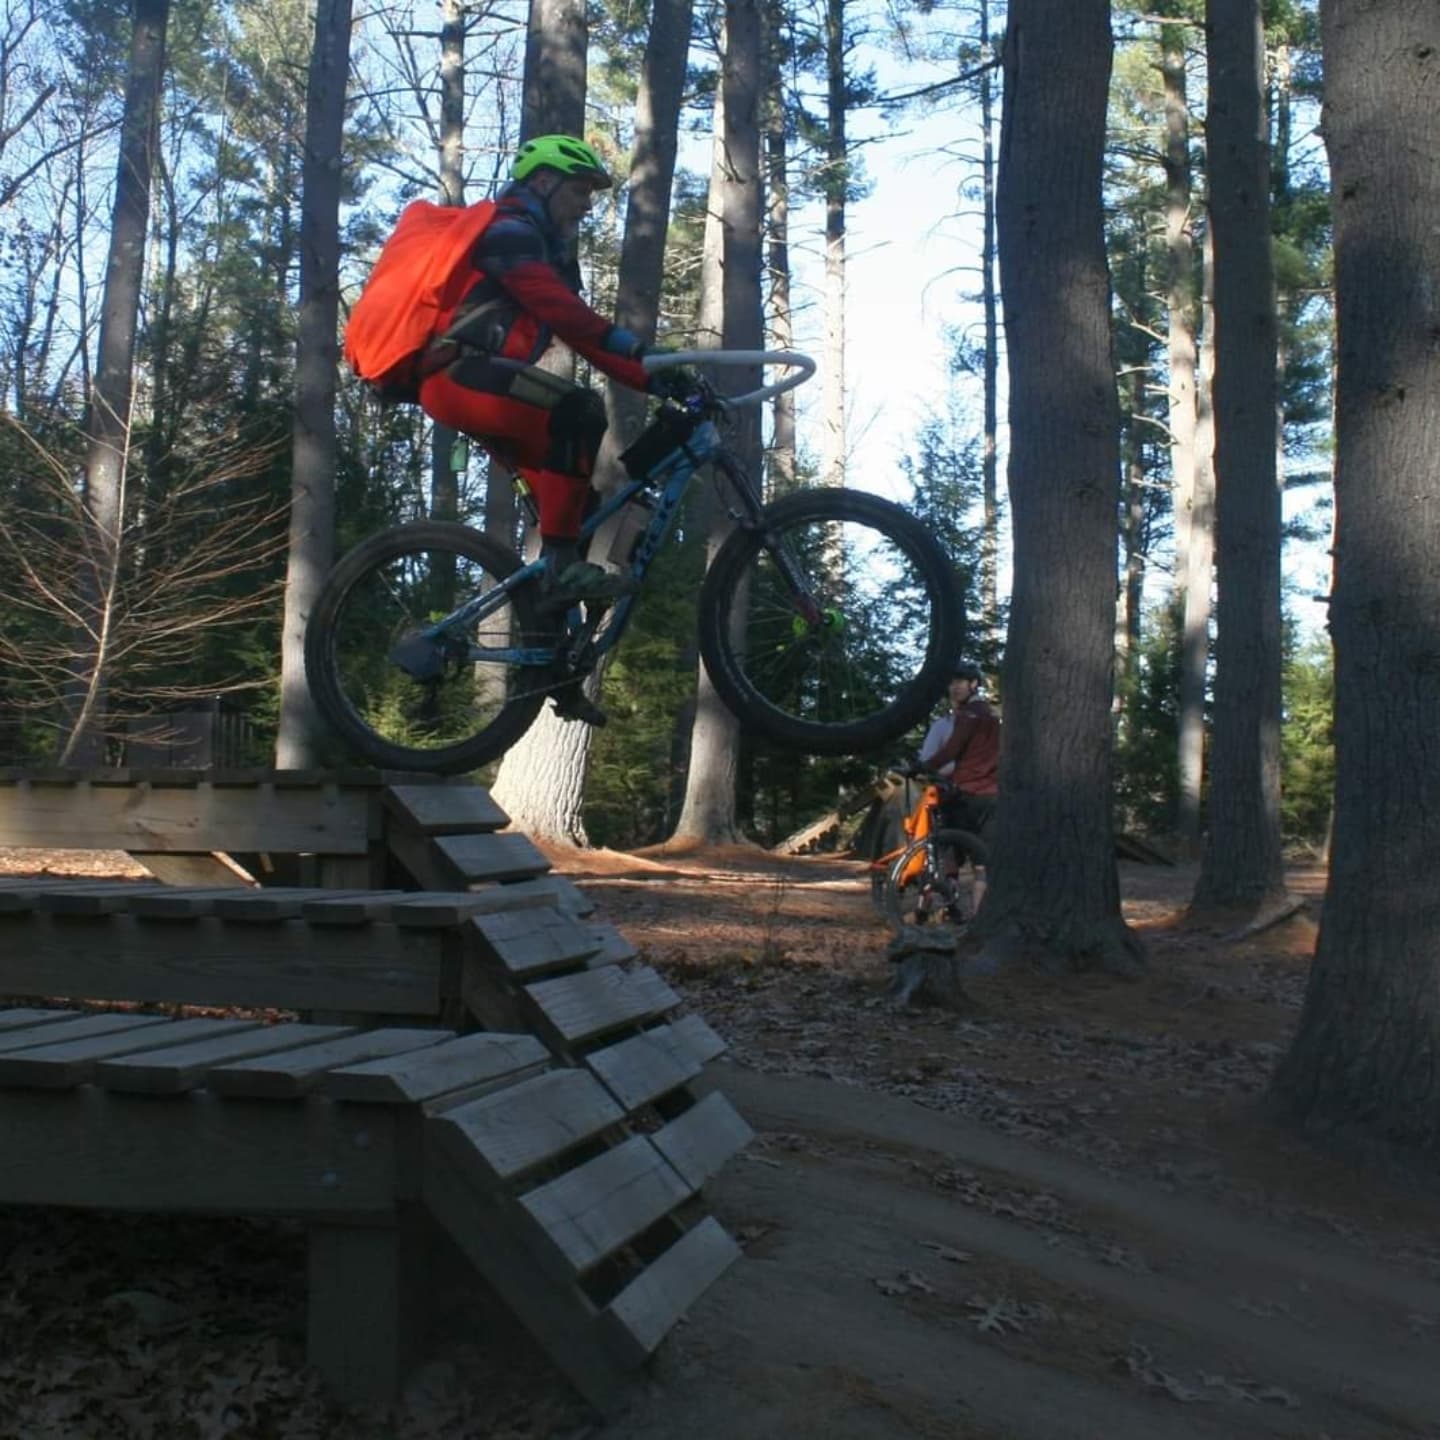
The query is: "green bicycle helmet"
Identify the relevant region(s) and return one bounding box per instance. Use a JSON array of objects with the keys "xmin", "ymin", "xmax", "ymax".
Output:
[{"xmin": 512, "ymin": 134, "xmax": 613, "ymax": 188}]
